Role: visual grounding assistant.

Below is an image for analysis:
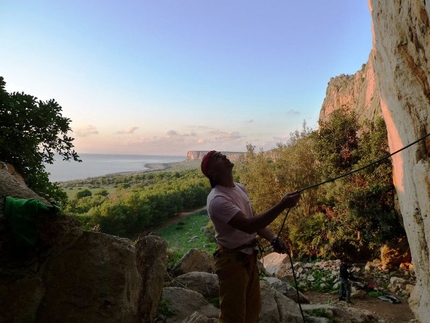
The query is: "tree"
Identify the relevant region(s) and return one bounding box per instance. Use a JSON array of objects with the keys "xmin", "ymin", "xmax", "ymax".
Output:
[
  {"xmin": 235, "ymin": 144, "xmax": 279, "ymax": 214},
  {"xmin": 311, "ymin": 112, "xmax": 403, "ymax": 259},
  {"xmin": 75, "ymin": 189, "xmax": 93, "ymax": 199},
  {"xmin": 235, "ymin": 111, "xmax": 403, "ymax": 261},
  {"xmin": 314, "ymin": 108, "xmax": 360, "ymax": 178},
  {"xmin": 271, "ymin": 122, "xmax": 321, "ymax": 256},
  {"xmin": 0, "ymin": 76, "xmax": 81, "ymax": 205}
]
